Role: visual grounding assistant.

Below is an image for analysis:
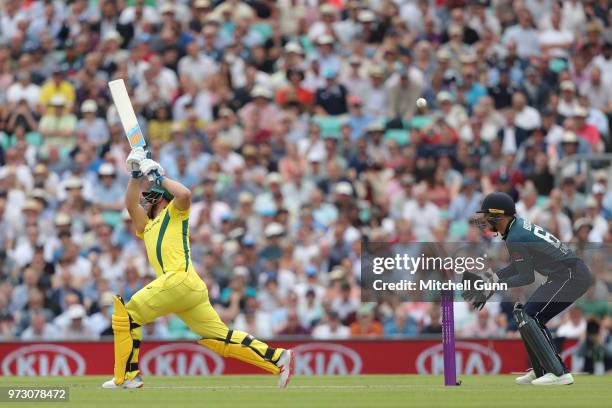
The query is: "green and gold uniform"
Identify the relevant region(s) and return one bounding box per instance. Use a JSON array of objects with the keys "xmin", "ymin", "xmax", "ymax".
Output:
[{"xmin": 116, "ymin": 200, "xmax": 283, "ymax": 382}]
